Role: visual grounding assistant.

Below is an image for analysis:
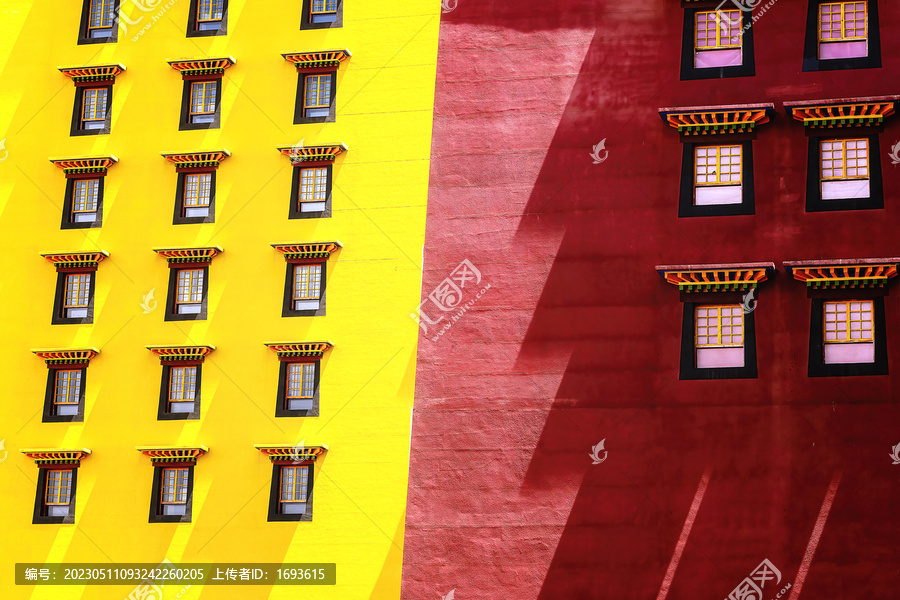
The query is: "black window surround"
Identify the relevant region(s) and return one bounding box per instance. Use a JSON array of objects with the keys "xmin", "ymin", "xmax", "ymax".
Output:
[
  {"xmin": 70, "ymin": 85, "xmax": 113, "ymax": 136},
  {"xmin": 282, "ymin": 262, "xmax": 327, "ymax": 317},
  {"xmin": 679, "ymin": 297, "xmax": 758, "ymax": 380},
  {"xmin": 61, "ymin": 176, "xmax": 104, "ymax": 230},
  {"xmin": 807, "ymin": 291, "xmax": 888, "ymax": 377},
  {"xmin": 275, "ymin": 360, "xmax": 321, "ymax": 417},
  {"xmin": 299, "ymin": 0, "xmax": 343, "ymax": 29},
  {"xmin": 802, "ymin": 0, "xmax": 881, "ymax": 71},
  {"xmin": 179, "ymin": 79, "xmax": 222, "ymax": 131},
  {"xmin": 42, "ymin": 366, "xmax": 88, "ymax": 423},
  {"xmin": 289, "ymin": 163, "xmax": 333, "ymax": 219},
  {"xmin": 164, "ymin": 265, "xmax": 209, "ymax": 321},
  {"xmin": 77, "ymin": 0, "xmax": 120, "ymax": 44},
  {"xmin": 186, "ymin": 0, "xmax": 228, "ymax": 36},
  {"xmin": 173, "ymin": 171, "xmax": 216, "ymax": 225},
  {"xmin": 148, "ymin": 465, "xmax": 194, "ymax": 523},
  {"xmin": 680, "ymin": 5, "xmax": 756, "ymax": 80},
  {"xmin": 678, "ymin": 138, "xmax": 755, "ymax": 217},
  {"xmin": 267, "ymin": 463, "xmax": 315, "ymax": 522},
  {"xmin": 805, "ymin": 132, "xmax": 883, "ymax": 212},
  {"xmin": 157, "ymin": 364, "xmax": 202, "ymax": 420},
  {"xmin": 294, "ymin": 69, "xmax": 337, "ymax": 124},
  {"xmin": 51, "ymin": 270, "xmax": 95, "ymax": 325},
  {"xmin": 32, "ymin": 468, "xmax": 78, "ymax": 524}
]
